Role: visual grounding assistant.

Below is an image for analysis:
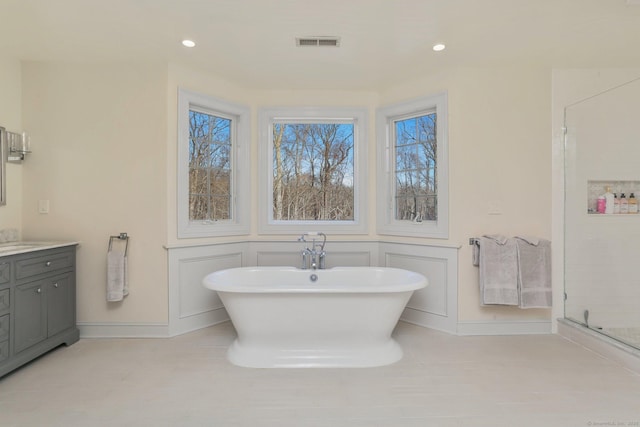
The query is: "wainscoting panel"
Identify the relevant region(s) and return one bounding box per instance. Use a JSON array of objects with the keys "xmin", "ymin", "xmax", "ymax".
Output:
[
  {"xmin": 250, "ymin": 241, "xmax": 377, "ymax": 268},
  {"xmin": 256, "ymin": 250, "xmax": 303, "ymax": 267},
  {"xmin": 255, "ymin": 250, "xmax": 371, "ymax": 267},
  {"xmin": 325, "ymin": 251, "xmax": 372, "ymax": 267},
  {"xmin": 380, "ymin": 242, "xmax": 459, "ymax": 334},
  {"xmin": 168, "ymin": 243, "xmax": 247, "ymax": 336},
  {"xmin": 167, "ymin": 240, "xmax": 457, "ymax": 337},
  {"xmin": 388, "ymin": 254, "xmax": 448, "ymax": 316},
  {"xmin": 178, "ymin": 253, "xmax": 240, "ymax": 318}
]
